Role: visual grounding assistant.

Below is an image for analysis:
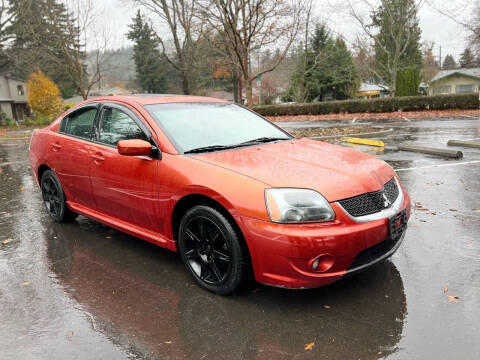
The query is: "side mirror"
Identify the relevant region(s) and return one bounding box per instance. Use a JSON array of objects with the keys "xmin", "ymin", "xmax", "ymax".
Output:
[{"xmin": 117, "ymin": 139, "xmax": 152, "ymax": 156}]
